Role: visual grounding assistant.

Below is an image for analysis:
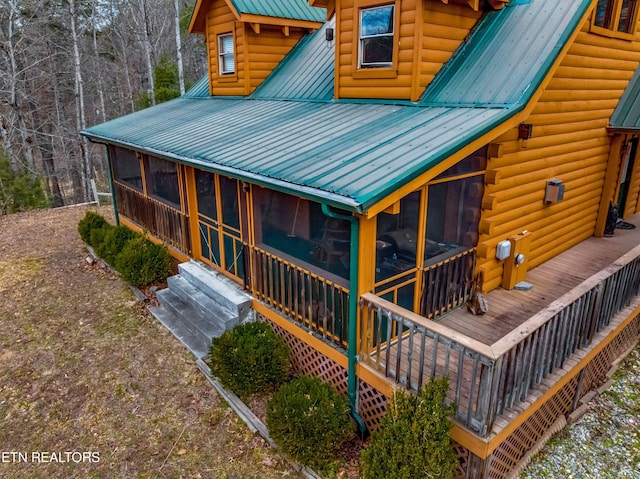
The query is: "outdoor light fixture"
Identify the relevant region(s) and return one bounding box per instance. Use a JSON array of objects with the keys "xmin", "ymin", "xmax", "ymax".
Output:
[{"xmin": 326, "ymin": 28, "xmax": 334, "ymax": 41}]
